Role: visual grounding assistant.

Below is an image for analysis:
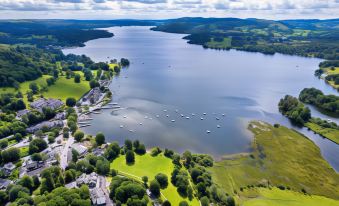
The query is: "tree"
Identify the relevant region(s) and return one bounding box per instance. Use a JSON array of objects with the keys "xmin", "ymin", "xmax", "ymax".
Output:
[
  {"xmin": 66, "ymin": 97, "xmax": 77, "ymax": 107},
  {"xmin": 125, "ymin": 150, "xmax": 135, "ymax": 164},
  {"xmin": 155, "ymin": 173, "xmax": 168, "ymax": 189},
  {"xmin": 14, "ymin": 133, "xmax": 23, "ymax": 142},
  {"xmin": 125, "ymin": 139, "xmax": 133, "ymax": 150},
  {"xmin": 0, "ymin": 139, "xmax": 8, "ymax": 149},
  {"xmin": 18, "ymin": 175, "xmax": 34, "ymax": 191},
  {"xmin": 89, "ymin": 80, "xmax": 99, "ymax": 88},
  {"xmin": 135, "ymin": 144, "xmax": 146, "ymax": 155},
  {"xmin": 8, "ymin": 185, "xmax": 30, "ymax": 202},
  {"xmin": 149, "ymin": 180, "xmax": 160, "ymax": 197},
  {"xmin": 104, "ymin": 142, "xmax": 120, "ymax": 160},
  {"xmin": 96, "ymin": 159, "xmax": 110, "ymax": 176},
  {"xmin": 32, "ymin": 175, "xmax": 40, "ymax": 189},
  {"xmin": 95, "ymin": 132, "xmax": 105, "ymax": 146},
  {"xmin": 29, "ymin": 82, "xmax": 39, "ymax": 94},
  {"xmin": 31, "ymin": 153, "xmax": 43, "ymax": 161},
  {"xmin": 74, "ymin": 74, "xmax": 81, "ymax": 83},
  {"xmin": 226, "ymin": 196, "xmax": 235, "ymax": 206},
  {"xmin": 200, "ymin": 196, "xmax": 209, "ymax": 206},
  {"xmin": 179, "ymin": 201, "xmax": 189, "ymax": 206},
  {"xmin": 72, "ymin": 149, "xmax": 79, "ymax": 162},
  {"xmin": 74, "ymin": 130, "xmax": 84, "ymax": 142},
  {"xmin": 1, "ymin": 147, "xmax": 20, "ymax": 163},
  {"xmin": 29, "ymin": 138, "xmax": 48, "ymax": 154},
  {"xmin": 162, "ymin": 200, "xmax": 171, "ymax": 206},
  {"xmin": 0, "ymin": 190, "xmax": 8, "ymax": 206},
  {"xmin": 65, "ymin": 170, "xmax": 75, "ymax": 183},
  {"xmin": 142, "ymin": 176, "xmax": 148, "ymax": 186}
]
